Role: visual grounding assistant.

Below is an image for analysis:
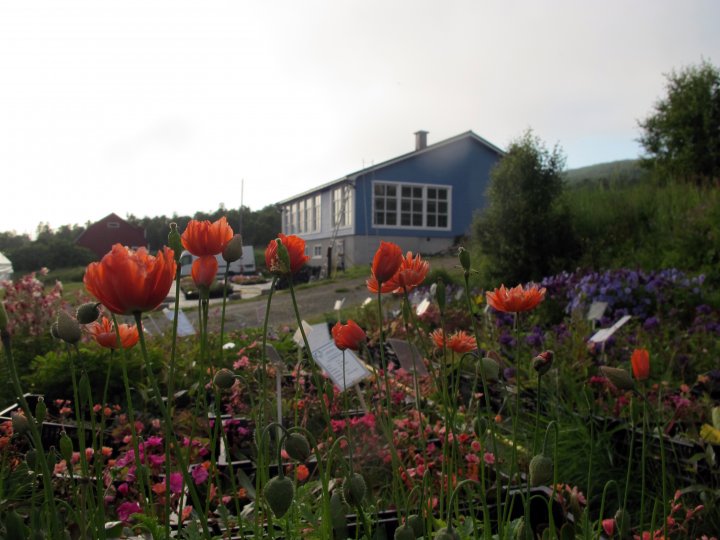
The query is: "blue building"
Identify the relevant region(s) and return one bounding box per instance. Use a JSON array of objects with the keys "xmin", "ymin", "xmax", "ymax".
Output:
[{"xmin": 277, "ymin": 130, "xmax": 504, "ymax": 269}]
